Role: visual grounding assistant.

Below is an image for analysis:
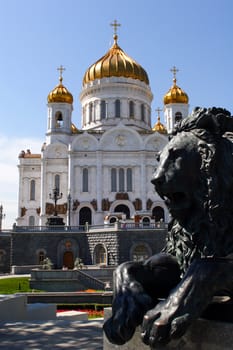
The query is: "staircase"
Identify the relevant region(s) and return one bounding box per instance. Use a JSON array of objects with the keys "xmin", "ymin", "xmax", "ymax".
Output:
[
  {"xmin": 30, "ymin": 268, "xmax": 114, "ymax": 292},
  {"xmin": 76, "ymin": 270, "xmax": 106, "ymax": 290}
]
